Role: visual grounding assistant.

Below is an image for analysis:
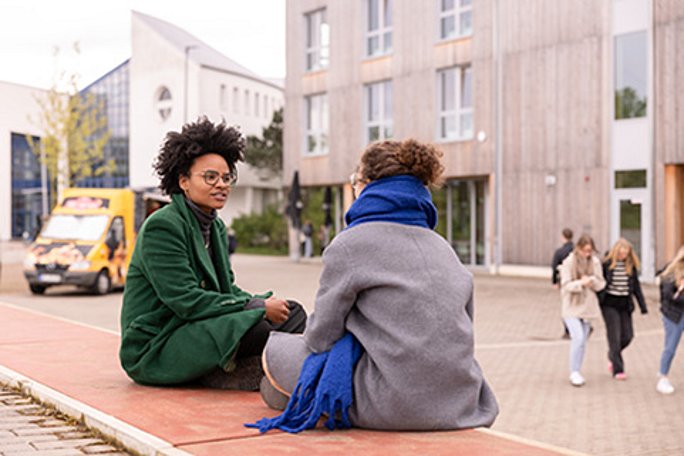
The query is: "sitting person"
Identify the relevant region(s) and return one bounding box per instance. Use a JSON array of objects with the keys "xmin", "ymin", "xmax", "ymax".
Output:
[
  {"xmin": 257, "ymin": 139, "xmax": 498, "ymax": 431},
  {"xmin": 119, "ymin": 118, "xmax": 306, "ymax": 390}
]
